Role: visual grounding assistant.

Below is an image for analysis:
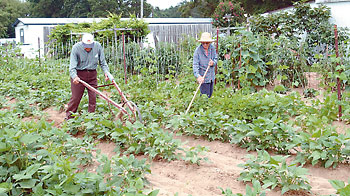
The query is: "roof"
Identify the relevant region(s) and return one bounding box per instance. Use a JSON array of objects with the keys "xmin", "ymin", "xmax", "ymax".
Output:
[
  {"xmin": 13, "ymin": 18, "xmax": 212, "ymax": 27},
  {"xmin": 316, "ymin": 0, "xmax": 350, "ymax": 3},
  {"xmin": 13, "ymin": 18, "xmax": 106, "ymax": 26}
]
